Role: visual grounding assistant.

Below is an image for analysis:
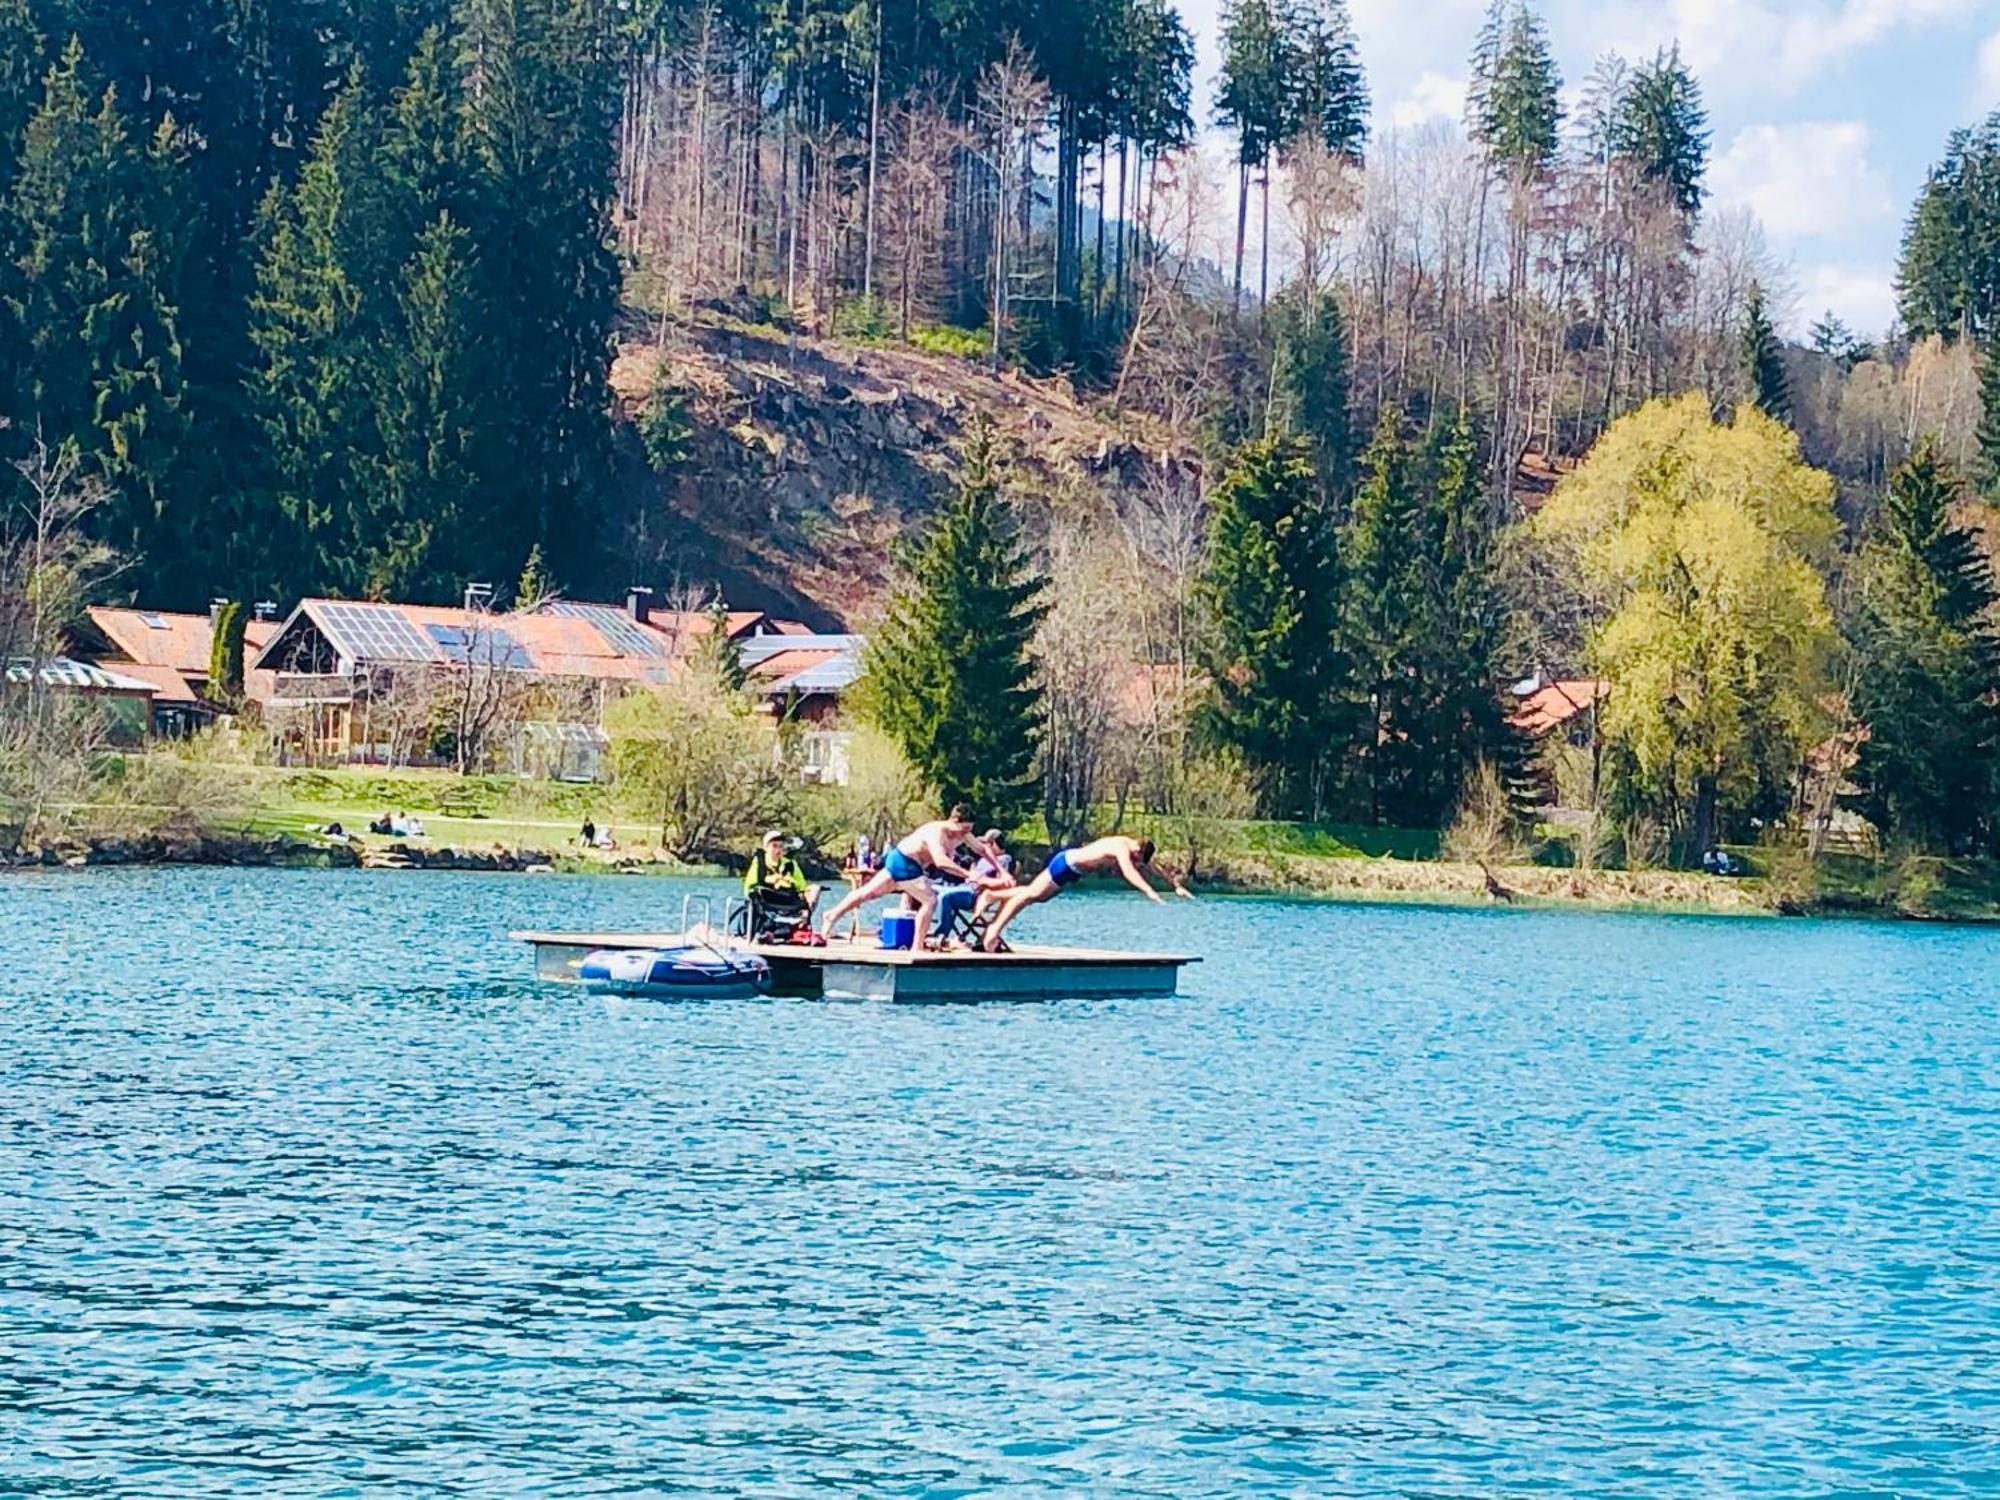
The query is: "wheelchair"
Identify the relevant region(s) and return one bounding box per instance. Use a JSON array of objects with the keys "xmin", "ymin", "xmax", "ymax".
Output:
[{"xmin": 727, "ymin": 885, "xmax": 814, "ymax": 945}]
